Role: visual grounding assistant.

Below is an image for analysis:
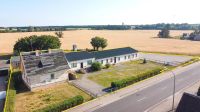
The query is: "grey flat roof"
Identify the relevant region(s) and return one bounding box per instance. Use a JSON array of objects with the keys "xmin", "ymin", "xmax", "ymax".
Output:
[
  {"xmin": 65, "ymin": 51, "xmax": 94, "ymax": 62},
  {"xmin": 65, "ymin": 47, "xmax": 138, "ymax": 62},
  {"xmin": 92, "ymin": 47, "xmax": 138, "ymax": 59}
]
